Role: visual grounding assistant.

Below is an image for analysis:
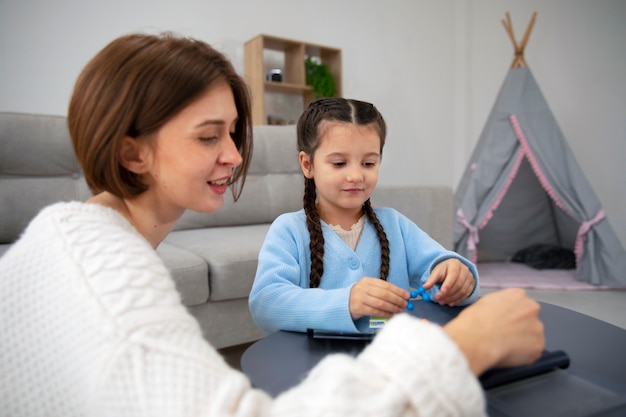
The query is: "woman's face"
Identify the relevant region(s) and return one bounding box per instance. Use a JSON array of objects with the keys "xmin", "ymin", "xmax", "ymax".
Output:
[{"xmin": 140, "ymin": 80, "xmax": 242, "ymax": 216}]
